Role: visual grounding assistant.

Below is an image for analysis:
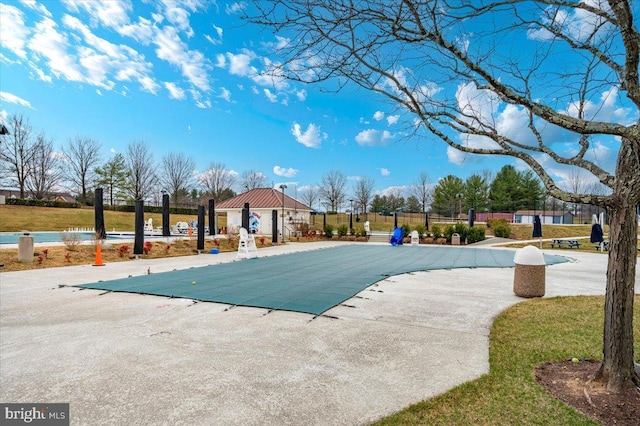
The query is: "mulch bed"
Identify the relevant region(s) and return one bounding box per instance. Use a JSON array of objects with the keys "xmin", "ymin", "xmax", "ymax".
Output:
[{"xmin": 536, "ymin": 359, "xmax": 640, "ymax": 425}]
